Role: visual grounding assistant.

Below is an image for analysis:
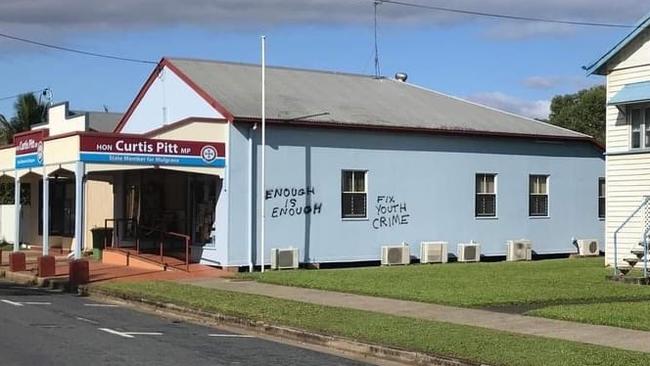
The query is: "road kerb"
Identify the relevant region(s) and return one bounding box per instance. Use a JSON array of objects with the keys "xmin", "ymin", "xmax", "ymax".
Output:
[{"xmin": 85, "ymin": 286, "xmax": 486, "ymax": 366}]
